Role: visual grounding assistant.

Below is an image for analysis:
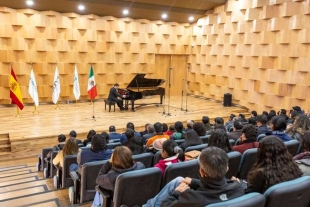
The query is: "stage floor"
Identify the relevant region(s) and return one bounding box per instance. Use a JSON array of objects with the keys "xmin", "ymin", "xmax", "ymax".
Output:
[{"xmin": 0, "ymin": 96, "xmax": 248, "ymax": 141}]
